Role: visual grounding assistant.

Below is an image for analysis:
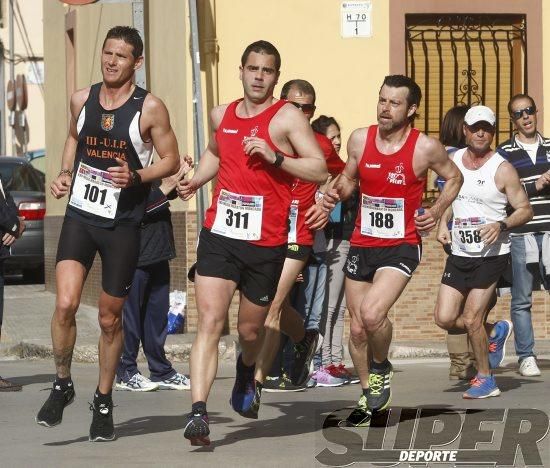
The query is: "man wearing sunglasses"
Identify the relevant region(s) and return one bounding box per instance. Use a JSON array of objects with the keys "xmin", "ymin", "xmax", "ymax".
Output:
[
  {"xmin": 254, "ymin": 79, "xmax": 345, "ymax": 394},
  {"xmin": 496, "ymin": 94, "xmax": 550, "ymax": 377}
]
